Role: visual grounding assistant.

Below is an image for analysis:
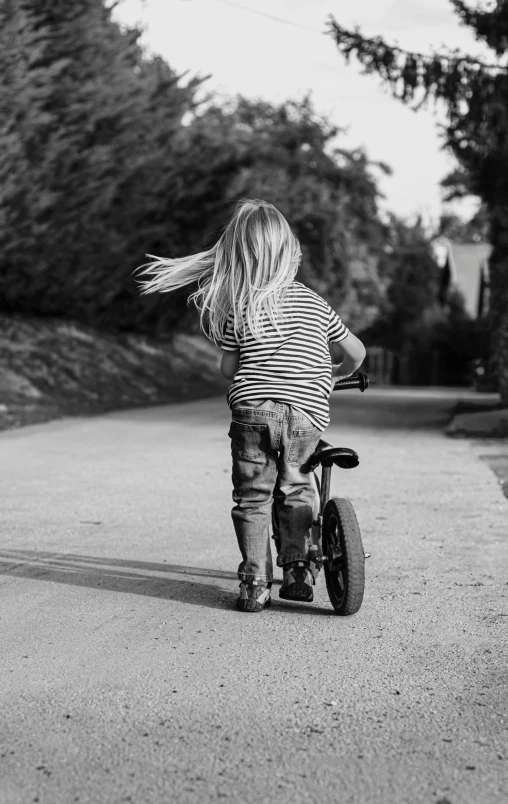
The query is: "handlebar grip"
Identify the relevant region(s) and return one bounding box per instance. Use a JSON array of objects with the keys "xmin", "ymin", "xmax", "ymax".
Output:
[{"xmin": 333, "ymin": 372, "xmax": 369, "ymax": 392}]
